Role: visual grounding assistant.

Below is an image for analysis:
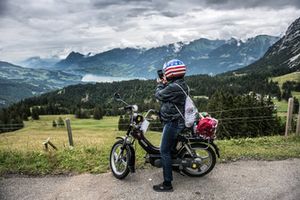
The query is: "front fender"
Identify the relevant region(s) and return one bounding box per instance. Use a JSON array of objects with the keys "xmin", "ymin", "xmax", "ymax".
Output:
[
  {"xmin": 116, "ymin": 136, "xmax": 126, "ymax": 141},
  {"xmin": 115, "ymin": 137, "xmax": 136, "ymax": 173}
]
